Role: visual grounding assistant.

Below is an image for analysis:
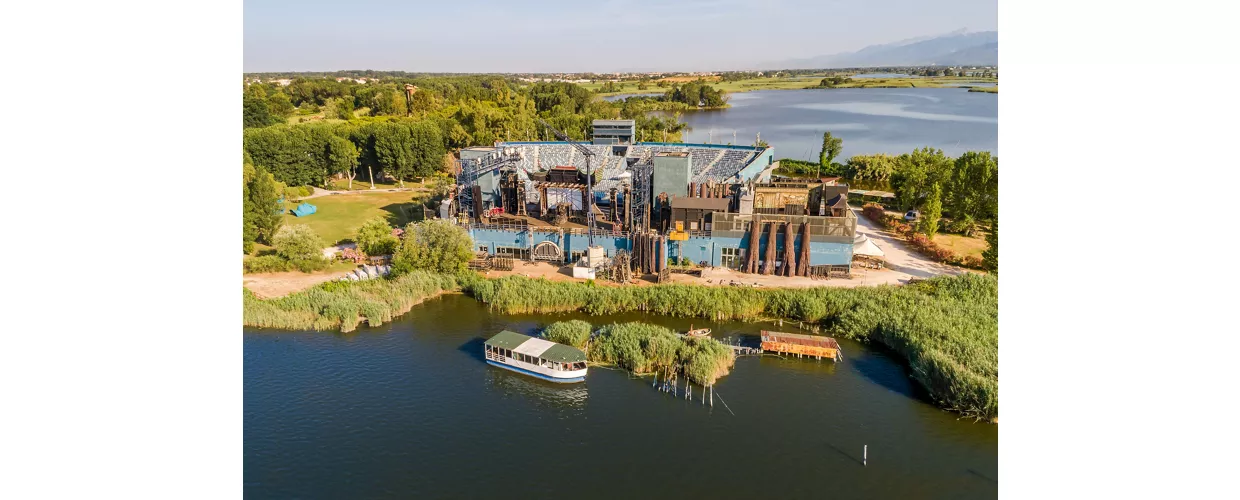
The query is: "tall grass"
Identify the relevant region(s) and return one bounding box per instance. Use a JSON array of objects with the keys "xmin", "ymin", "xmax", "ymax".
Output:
[
  {"xmin": 243, "ymin": 271, "xmax": 460, "ymax": 332},
  {"xmin": 569, "ymin": 321, "xmax": 735, "ymax": 386},
  {"xmin": 540, "ymin": 320, "xmax": 592, "ymax": 349}
]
